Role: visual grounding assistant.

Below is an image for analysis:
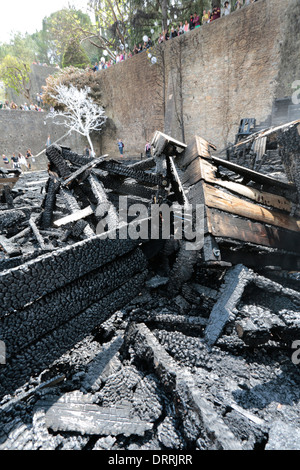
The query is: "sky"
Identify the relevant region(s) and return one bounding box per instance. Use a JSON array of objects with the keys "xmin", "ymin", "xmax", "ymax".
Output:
[{"xmin": 0, "ymin": 0, "xmax": 92, "ymax": 44}]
